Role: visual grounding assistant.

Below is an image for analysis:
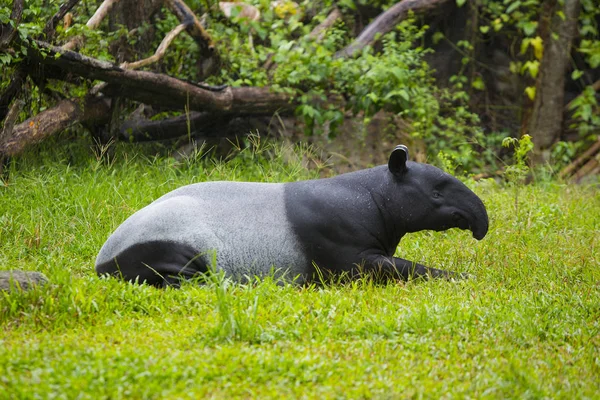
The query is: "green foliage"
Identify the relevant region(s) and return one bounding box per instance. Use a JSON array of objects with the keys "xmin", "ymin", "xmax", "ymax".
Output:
[
  {"xmin": 502, "ymin": 134, "xmax": 533, "ymax": 185},
  {"xmin": 568, "ymin": 85, "xmax": 600, "ymax": 141},
  {"xmin": 1, "ymin": 143, "xmax": 599, "ymax": 397},
  {"xmin": 2, "ymin": 0, "xmax": 600, "ymax": 171}
]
